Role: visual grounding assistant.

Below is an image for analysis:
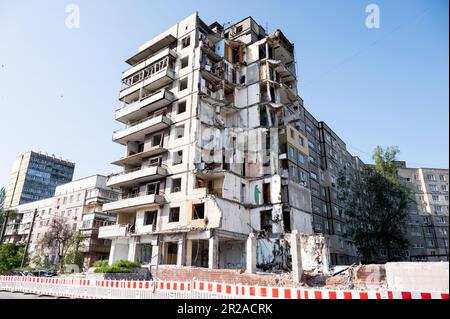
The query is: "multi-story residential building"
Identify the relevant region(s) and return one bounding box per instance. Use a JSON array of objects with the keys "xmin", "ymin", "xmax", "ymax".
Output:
[
  {"xmin": 3, "ymin": 151, "xmax": 75, "ymax": 208},
  {"xmin": 99, "ymin": 13, "xmax": 364, "ymax": 270},
  {"xmin": 99, "ymin": 13, "xmax": 448, "ymax": 270},
  {"xmin": 1, "ymin": 175, "xmax": 118, "ymax": 268},
  {"xmin": 395, "ymin": 162, "xmax": 449, "ymax": 262}
]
